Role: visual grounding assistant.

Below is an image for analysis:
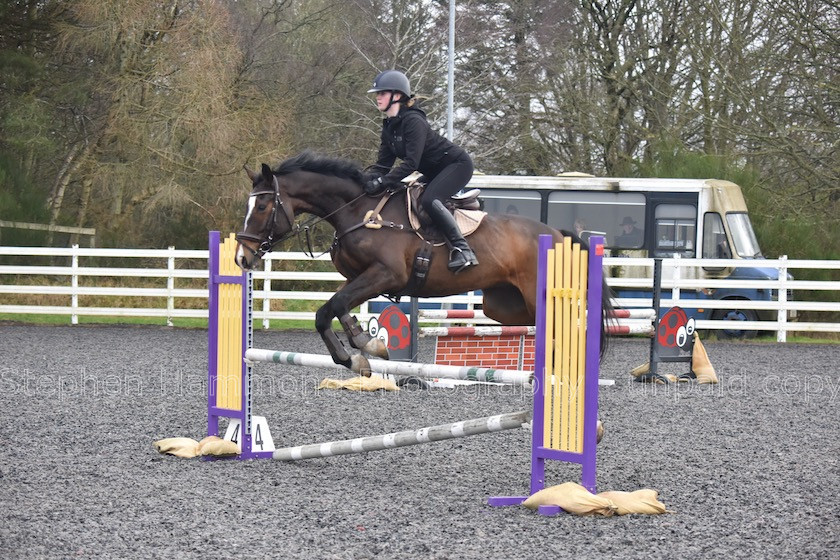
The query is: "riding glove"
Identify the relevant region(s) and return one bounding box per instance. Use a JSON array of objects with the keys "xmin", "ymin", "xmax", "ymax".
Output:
[{"xmin": 364, "ymin": 177, "xmax": 386, "ymax": 196}]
